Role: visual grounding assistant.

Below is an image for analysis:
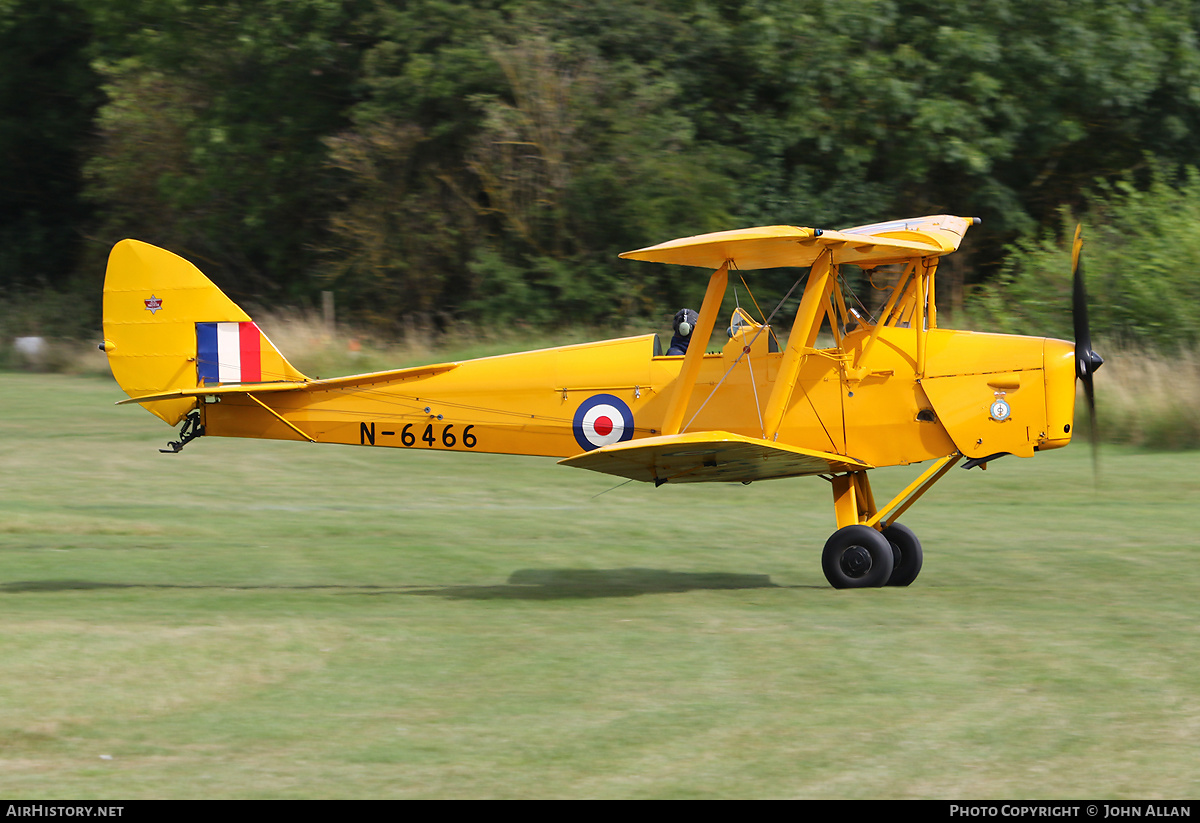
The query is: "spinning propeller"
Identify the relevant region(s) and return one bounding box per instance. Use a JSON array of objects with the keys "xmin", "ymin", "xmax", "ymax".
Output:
[{"xmin": 1071, "ymin": 225, "xmax": 1104, "ymax": 472}]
